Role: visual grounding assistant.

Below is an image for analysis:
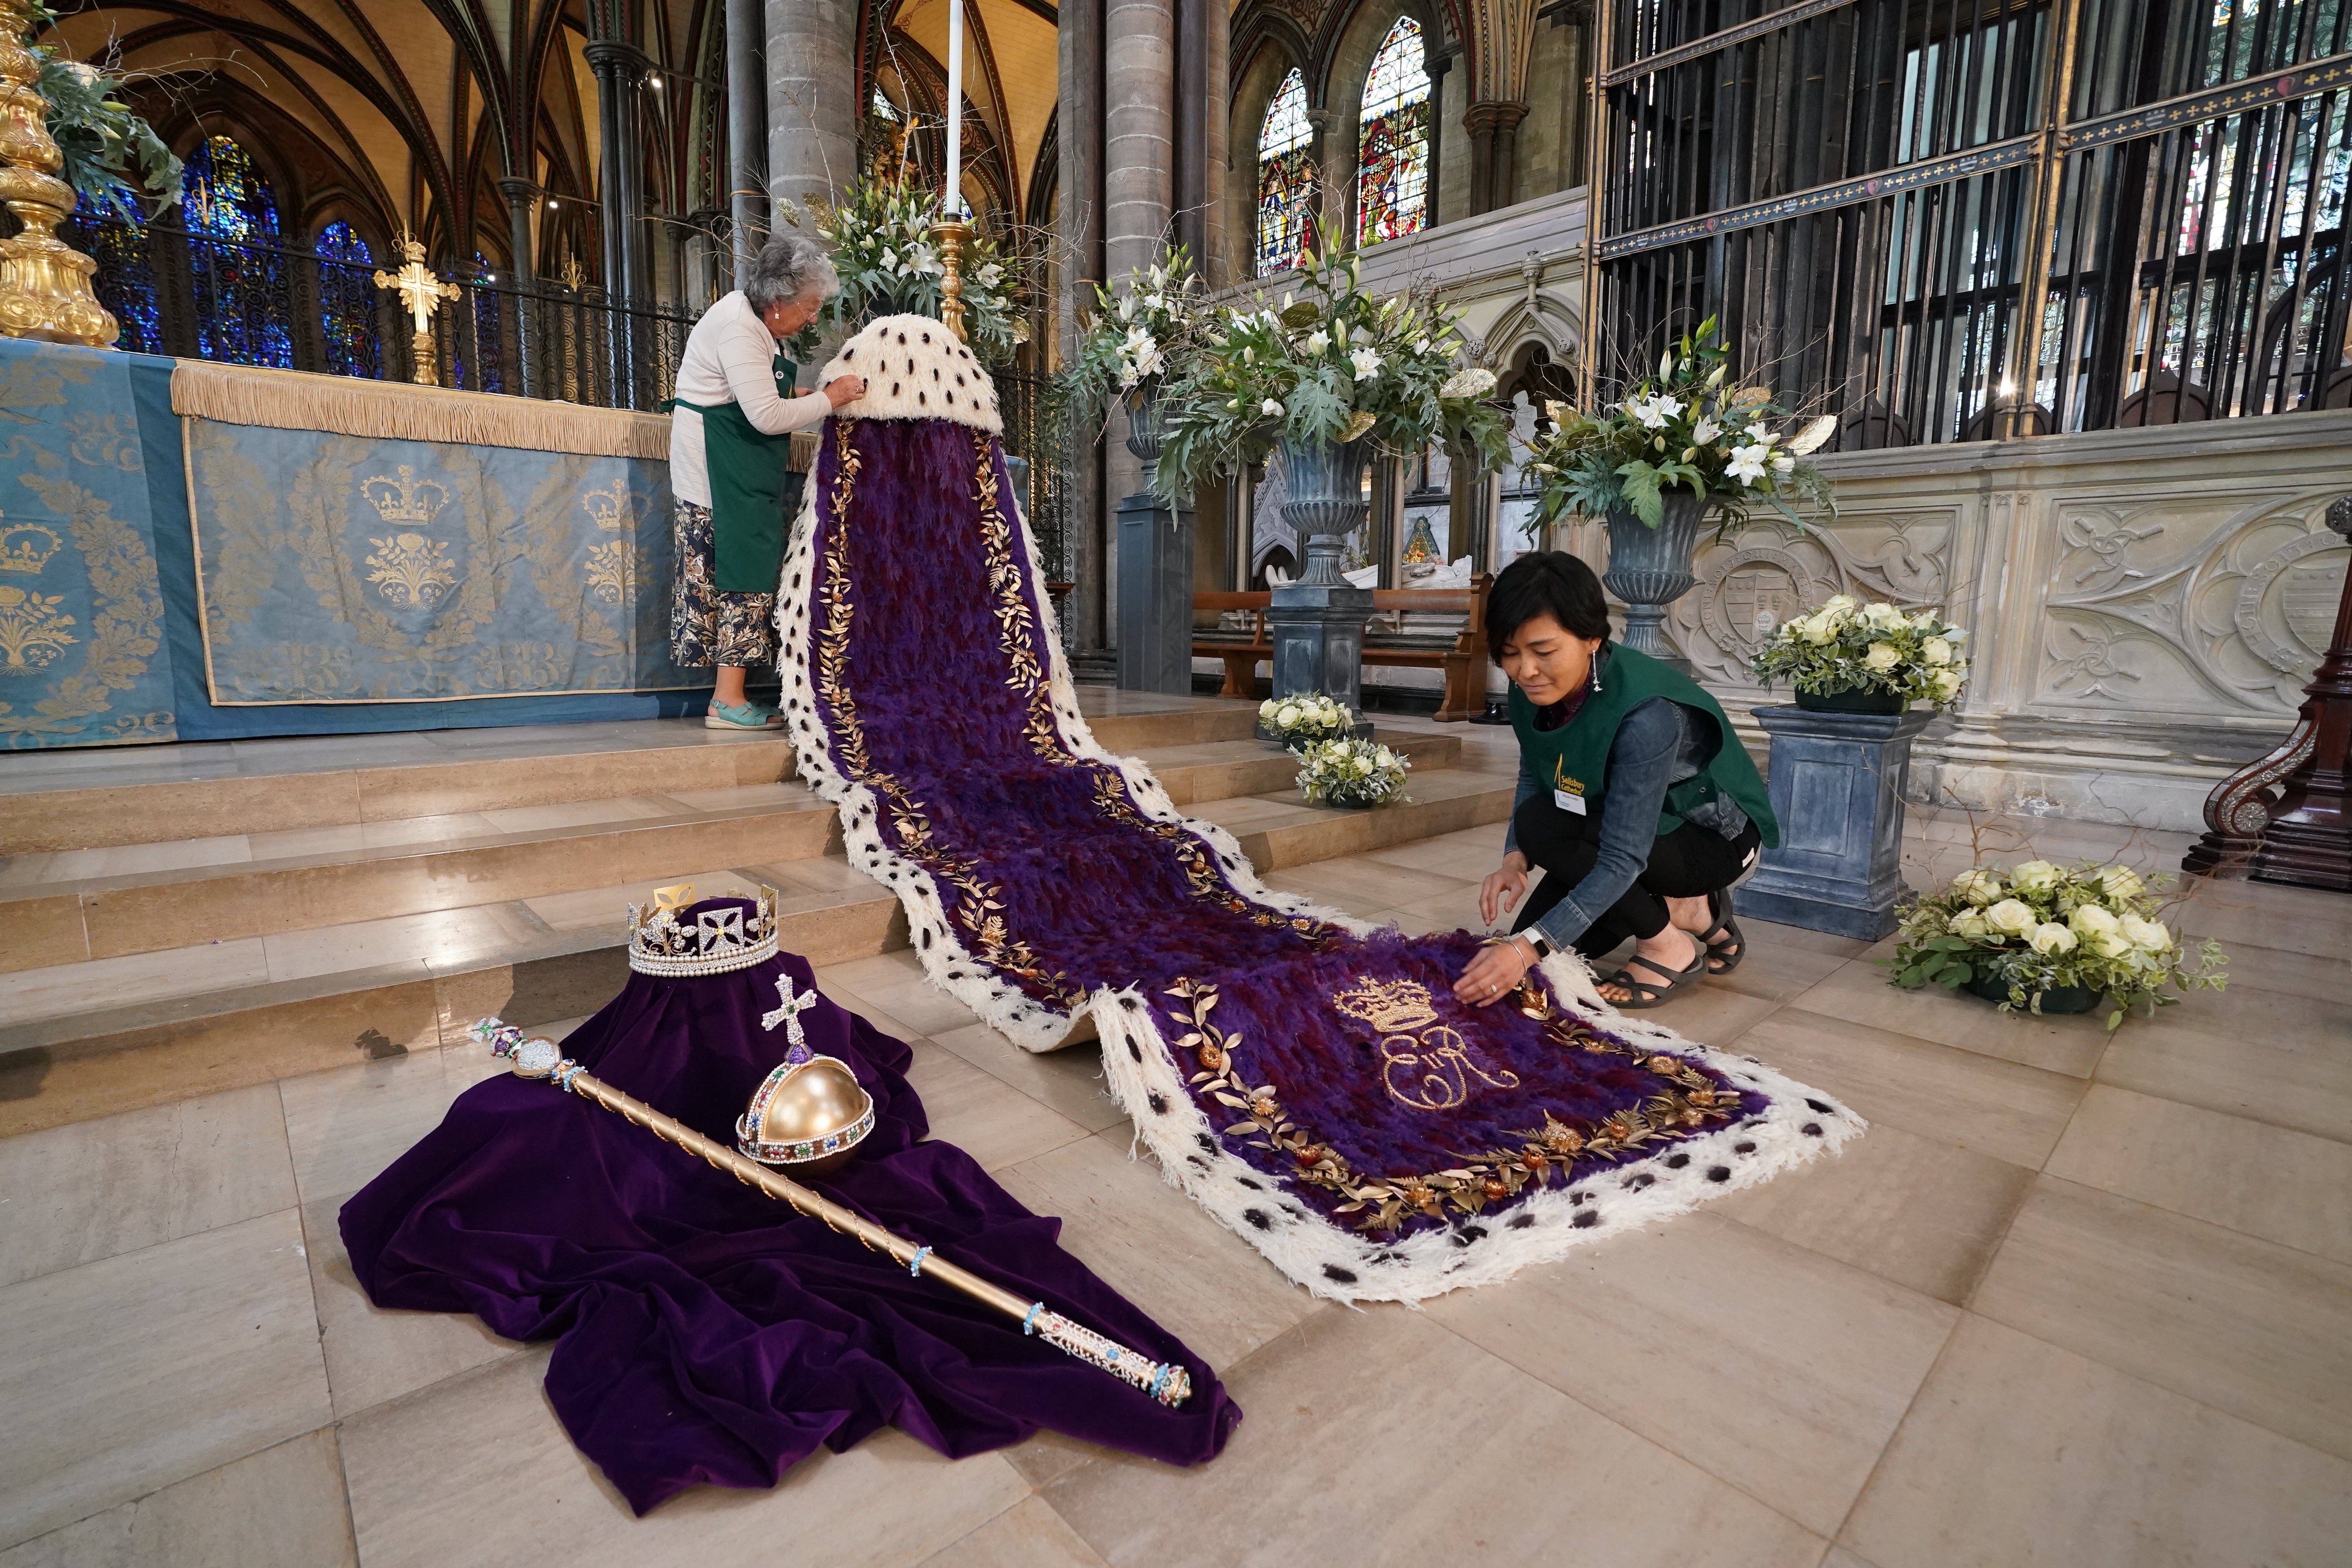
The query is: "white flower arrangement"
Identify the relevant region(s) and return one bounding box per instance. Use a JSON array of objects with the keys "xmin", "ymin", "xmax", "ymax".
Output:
[
  {"xmin": 1295, "ymin": 736, "xmax": 1412, "ymax": 809},
  {"xmin": 1063, "ymin": 249, "xmax": 1212, "ymax": 421},
  {"xmin": 798, "ymin": 177, "xmax": 1027, "ymax": 364},
  {"xmin": 1891, "ymin": 860, "xmax": 2227, "ymax": 1029},
  {"xmin": 1258, "ymin": 693, "xmax": 1354, "ymax": 750},
  {"xmin": 1749, "ymin": 595, "xmax": 1973, "ymax": 708}
]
